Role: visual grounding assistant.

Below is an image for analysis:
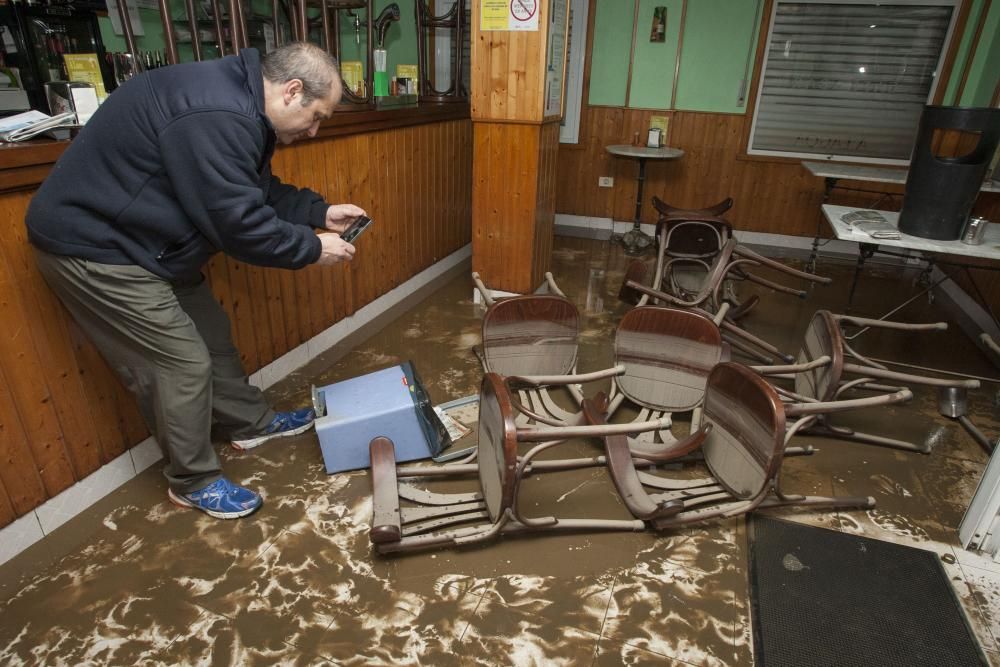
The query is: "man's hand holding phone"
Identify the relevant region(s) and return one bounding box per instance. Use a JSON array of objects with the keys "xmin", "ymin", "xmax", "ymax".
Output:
[
  {"xmin": 340, "ymin": 215, "xmax": 374, "ymax": 243},
  {"xmin": 316, "ymin": 233, "xmax": 355, "ymax": 266},
  {"xmin": 324, "ymin": 204, "xmax": 366, "ymax": 234}
]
